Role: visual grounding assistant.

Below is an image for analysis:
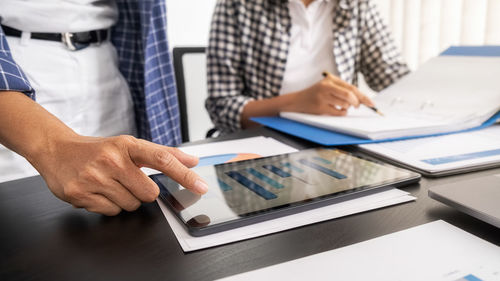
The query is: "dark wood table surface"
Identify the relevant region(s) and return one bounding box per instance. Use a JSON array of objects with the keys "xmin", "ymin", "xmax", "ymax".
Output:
[{"xmin": 1, "ymin": 127, "xmax": 499, "ymax": 281}]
